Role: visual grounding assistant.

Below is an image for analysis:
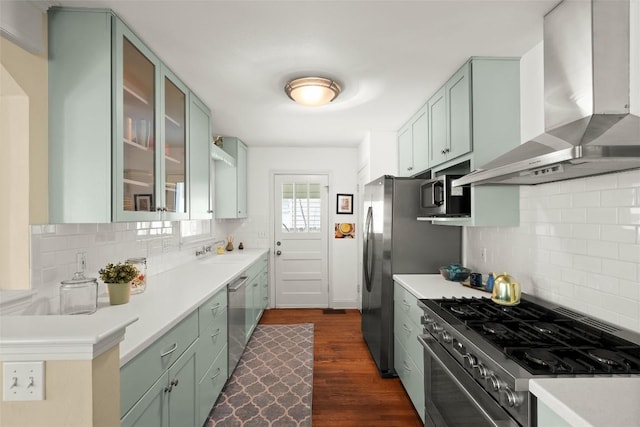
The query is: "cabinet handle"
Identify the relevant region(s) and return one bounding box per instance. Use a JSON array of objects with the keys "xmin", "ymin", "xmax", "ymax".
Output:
[
  {"xmin": 441, "ymin": 149, "xmax": 446, "ymax": 155},
  {"xmin": 403, "ymin": 360, "xmax": 412, "ymax": 372},
  {"xmin": 170, "ymin": 379, "xmax": 179, "ymax": 388},
  {"xmin": 402, "ymin": 323, "xmax": 412, "ymax": 334},
  {"xmin": 164, "ymin": 386, "xmax": 171, "ymax": 393},
  {"xmin": 402, "ymin": 299, "xmax": 411, "ymax": 311},
  {"xmin": 211, "ymin": 329, "xmax": 221, "ymax": 341},
  {"xmin": 445, "ymin": 148, "xmax": 450, "ymax": 153},
  {"xmin": 211, "ymin": 368, "xmax": 222, "ymax": 381},
  {"xmin": 207, "ymin": 209, "xmax": 213, "ymax": 214},
  {"xmin": 160, "ymin": 343, "xmax": 178, "ymax": 358},
  {"xmin": 210, "ymin": 303, "xmax": 221, "ymax": 317}
]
